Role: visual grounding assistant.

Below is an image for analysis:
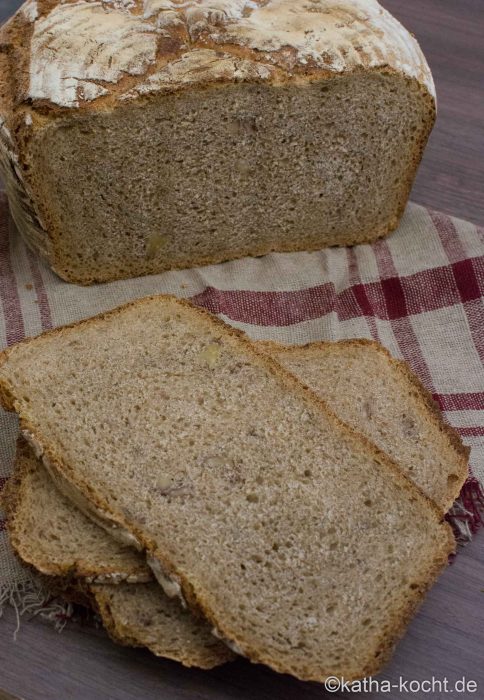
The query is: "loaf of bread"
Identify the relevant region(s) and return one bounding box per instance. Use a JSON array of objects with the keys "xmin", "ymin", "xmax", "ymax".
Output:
[
  {"xmin": 0, "ymin": 0, "xmax": 435, "ymax": 284},
  {"xmin": 0, "ymin": 295, "xmax": 454, "ymax": 682}
]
